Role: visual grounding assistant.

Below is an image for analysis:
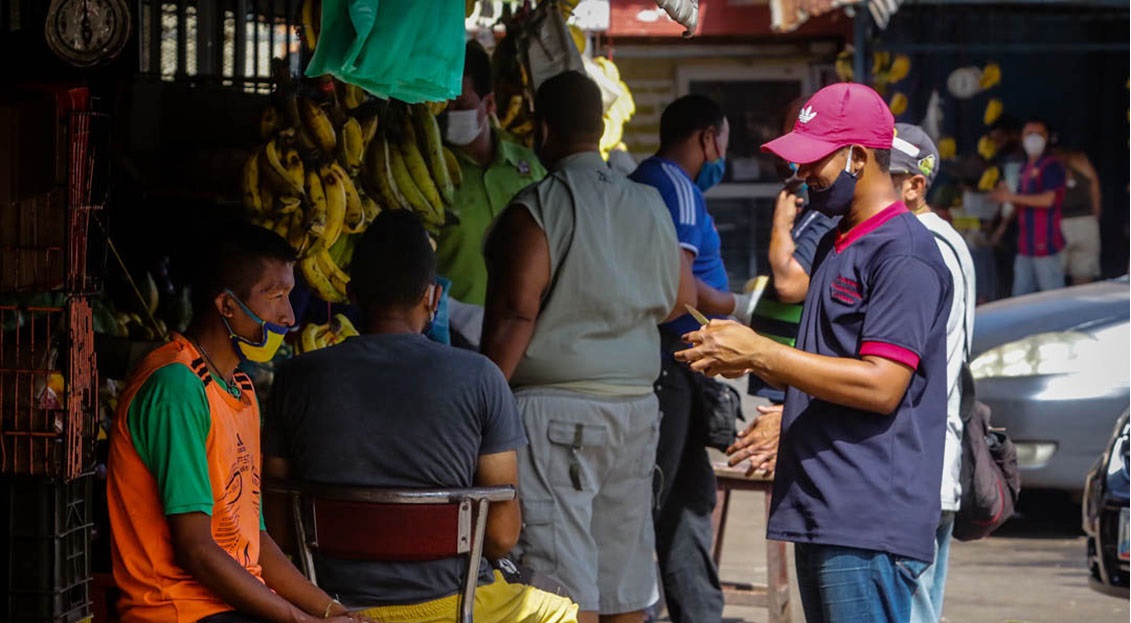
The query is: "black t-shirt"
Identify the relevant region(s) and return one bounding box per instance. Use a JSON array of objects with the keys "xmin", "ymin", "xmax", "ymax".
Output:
[{"xmin": 263, "ymin": 333, "xmax": 526, "ymax": 607}]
